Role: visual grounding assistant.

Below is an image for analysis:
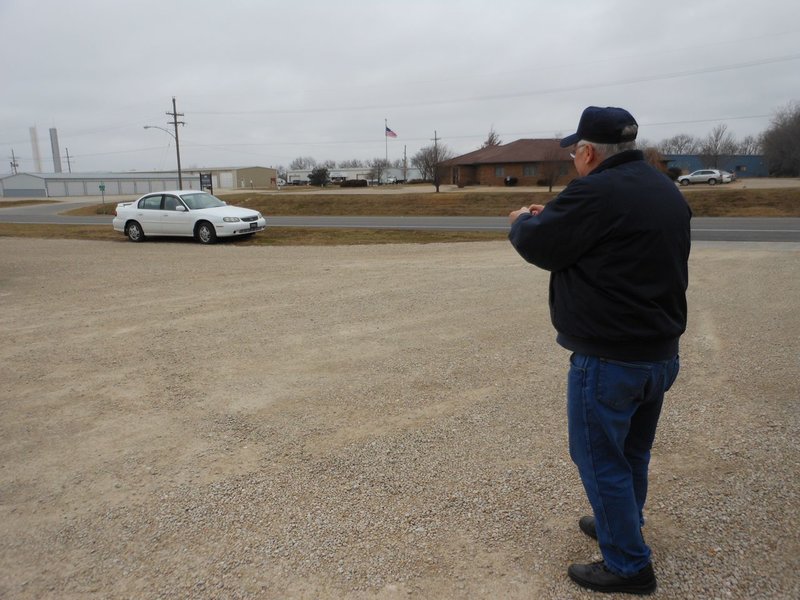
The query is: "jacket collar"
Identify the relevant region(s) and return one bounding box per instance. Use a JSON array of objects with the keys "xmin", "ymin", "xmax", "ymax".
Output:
[{"xmin": 591, "ymin": 149, "xmax": 644, "ymax": 175}]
